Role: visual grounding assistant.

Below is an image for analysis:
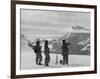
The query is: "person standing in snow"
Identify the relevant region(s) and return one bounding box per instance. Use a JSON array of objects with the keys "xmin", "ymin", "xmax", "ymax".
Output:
[
  {"xmin": 61, "ymin": 40, "xmax": 70, "ymax": 65},
  {"xmin": 34, "ymin": 41, "xmax": 42, "ymax": 65},
  {"xmin": 44, "ymin": 40, "xmax": 50, "ymax": 66},
  {"xmin": 28, "ymin": 41, "xmax": 42, "ymax": 65}
]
